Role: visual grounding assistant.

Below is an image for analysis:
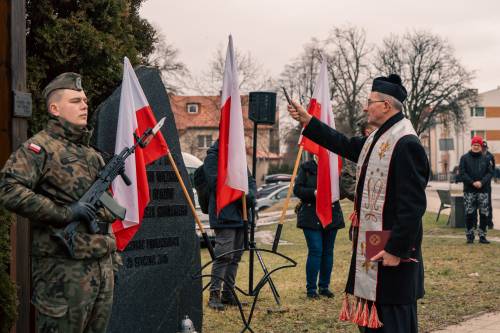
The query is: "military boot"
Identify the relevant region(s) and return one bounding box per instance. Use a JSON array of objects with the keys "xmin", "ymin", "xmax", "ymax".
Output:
[
  {"xmin": 466, "ymin": 232, "xmax": 475, "ymax": 244},
  {"xmin": 479, "ymin": 236, "xmax": 490, "ymax": 244},
  {"xmin": 208, "ymin": 290, "xmax": 225, "ymax": 310}
]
